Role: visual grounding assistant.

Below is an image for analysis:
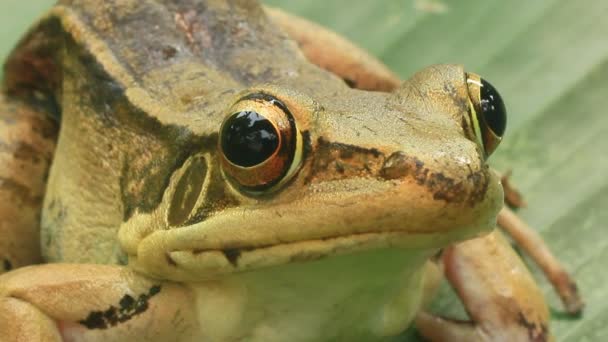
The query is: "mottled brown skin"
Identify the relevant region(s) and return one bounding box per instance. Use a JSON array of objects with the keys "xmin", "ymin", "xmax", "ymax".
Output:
[
  {"xmin": 0, "ymin": 1, "xmax": 562, "ymax": 341},
  {"xmin": 0, "ymin": 95, "xmax": 57, "ymax": 272}
]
